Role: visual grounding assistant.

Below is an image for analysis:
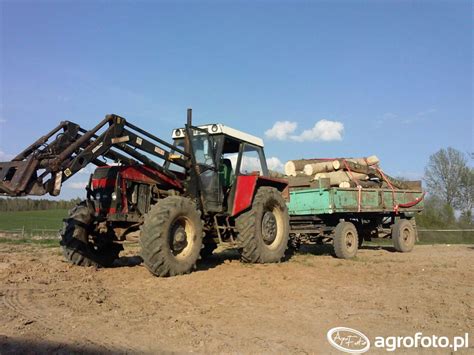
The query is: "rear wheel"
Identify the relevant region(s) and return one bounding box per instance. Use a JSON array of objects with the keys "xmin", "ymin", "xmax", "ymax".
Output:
[
  {"xmin": 392, "ymin": 219, "xmax": 416, "ymax": 252},
  {"xmin": 60, "ymin": 201, "xmax": 122, "ymax": 267},
  {"xmin": 333, "ymin": 221, "xmax": 359, "ymax": 259},
  {"xmin": 236, "ymin": 187, "xmax": 289, "ymax": 263},
  {"xmin": 140, "ymin": 196, "xmax": 203, "ymax": 277}
]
